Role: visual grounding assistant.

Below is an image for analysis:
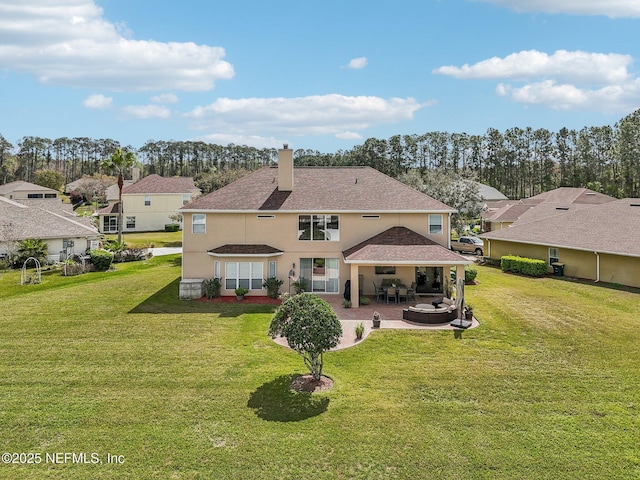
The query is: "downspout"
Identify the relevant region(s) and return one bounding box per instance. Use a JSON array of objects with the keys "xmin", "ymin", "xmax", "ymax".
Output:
[
  {"xmin": 594, "ymin": 252, "xmax": 600, "ymax": 283},
  {"xmin": 447, "ymin": 213, "xmax": 452, "ymax": 249}
]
